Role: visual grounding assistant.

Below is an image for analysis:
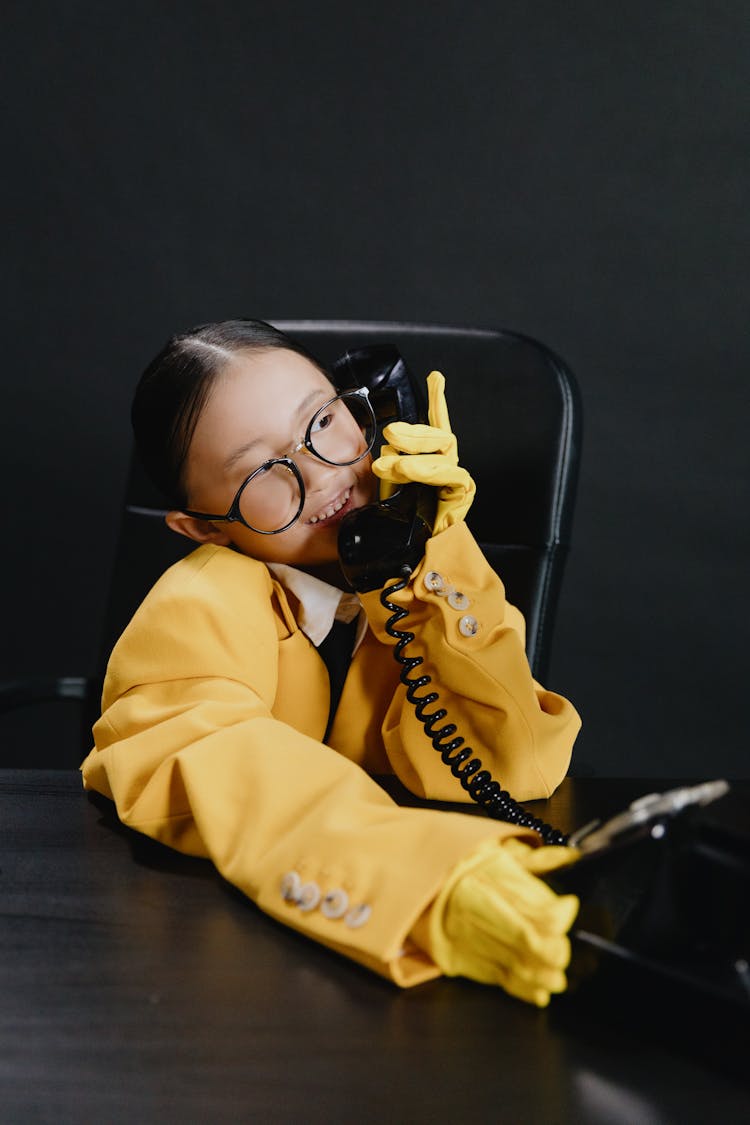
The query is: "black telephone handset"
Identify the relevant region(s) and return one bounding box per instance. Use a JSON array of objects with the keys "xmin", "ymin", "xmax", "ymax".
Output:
[
  {"xmin": 333, "ymin": 345, "xmax": 437, "ymax": 593},
  {"xmin": 330, "ymin": 344, "xmax": 565, "ymax": 846}
]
